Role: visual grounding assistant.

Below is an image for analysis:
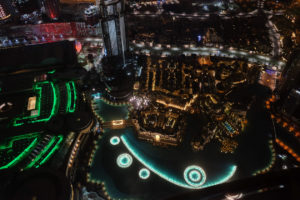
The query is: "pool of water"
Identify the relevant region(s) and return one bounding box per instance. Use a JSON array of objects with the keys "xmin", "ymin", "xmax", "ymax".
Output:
[
  {"xmin": 93, "ymin": 99, "xmax": 129, "ymax": 122},
  {"xmin": 89, "ymin": 92, "xmax": 274, "ymax": 199}
]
